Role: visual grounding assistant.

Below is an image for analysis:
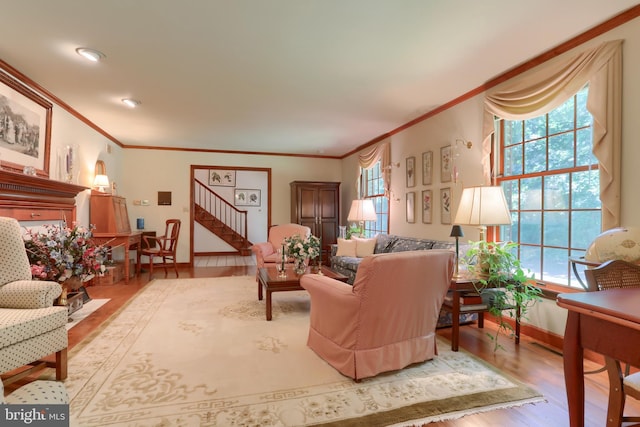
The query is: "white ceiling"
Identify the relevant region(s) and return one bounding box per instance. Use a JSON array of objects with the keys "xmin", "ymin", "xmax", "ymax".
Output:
[{"xmin": 1, "ymin": 1, "xmax": 638, "ymax": 158}]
